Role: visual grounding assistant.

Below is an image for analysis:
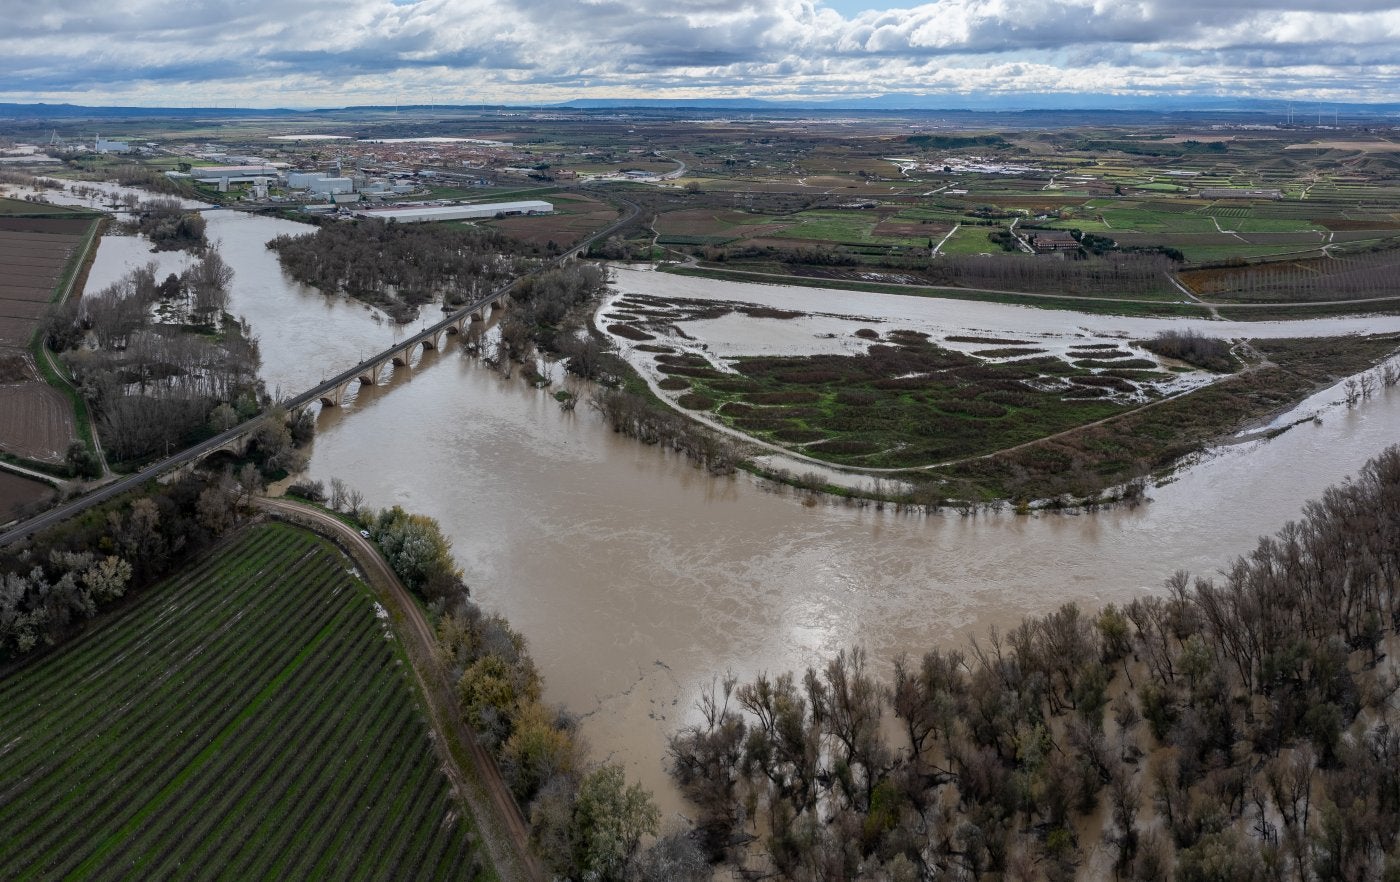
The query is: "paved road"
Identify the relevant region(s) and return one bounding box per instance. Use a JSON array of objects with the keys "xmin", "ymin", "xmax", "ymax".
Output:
[
  {"xmin": 258, "ymin": 498, "xmax": 544, "ymax": 882},
  {"xmin": 0, "ymin": 195, "xmax": 638, "ymax": 549}
]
